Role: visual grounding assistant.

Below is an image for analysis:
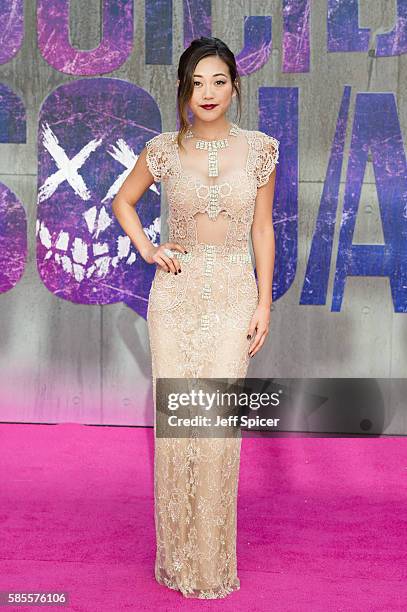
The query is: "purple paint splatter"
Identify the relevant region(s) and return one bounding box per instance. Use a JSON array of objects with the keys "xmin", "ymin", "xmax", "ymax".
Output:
[
  {"xmin": 37, "ymin": 78, "xmax": 162, "ymax": 319},
  {"xmin": 0, "ymin": 184, "xmax": 27, "ymax": 292},
  {"xmin": 37, "ymin": 0, "xmax": 133, "ymax": 76},
  {"xmin": 0, "ymin": 0, "xmax": 24, "ymax": 65}
]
